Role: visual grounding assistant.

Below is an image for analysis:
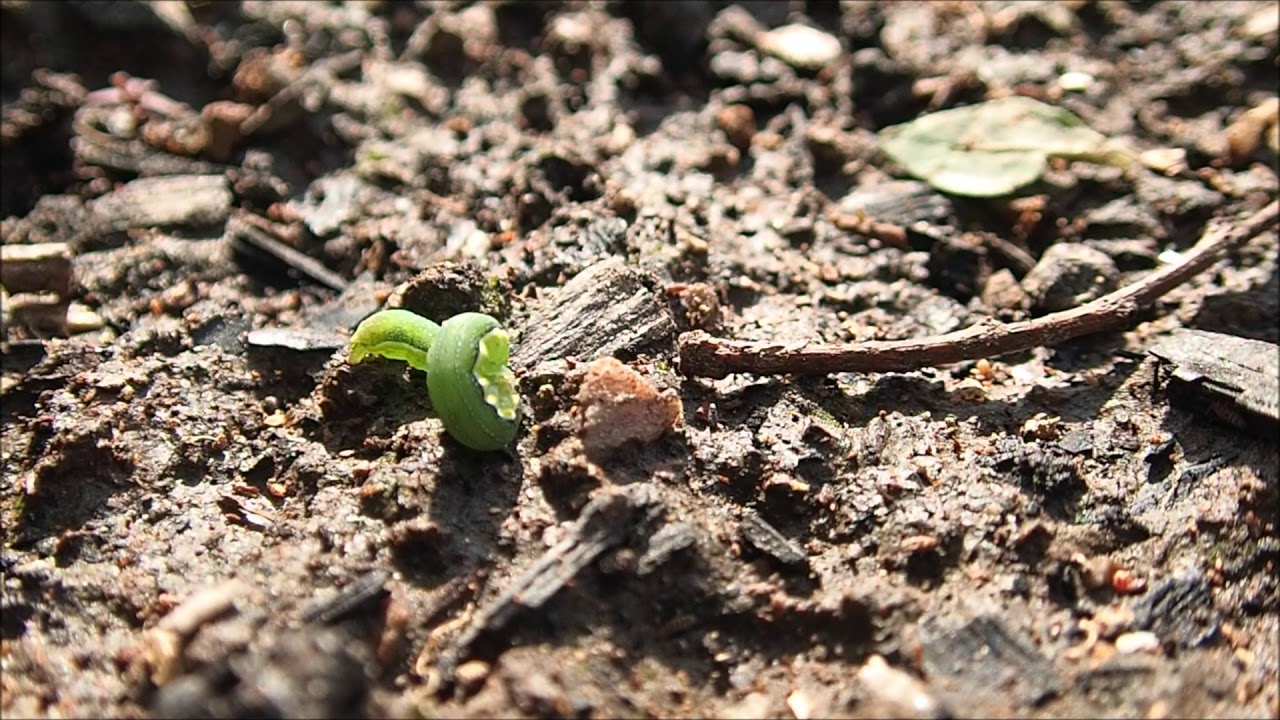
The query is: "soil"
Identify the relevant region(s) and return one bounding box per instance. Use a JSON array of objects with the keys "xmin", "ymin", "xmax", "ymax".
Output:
[{"xmin": 2, "ymin": 2, "xmax": 1277, "ymax": 719}]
